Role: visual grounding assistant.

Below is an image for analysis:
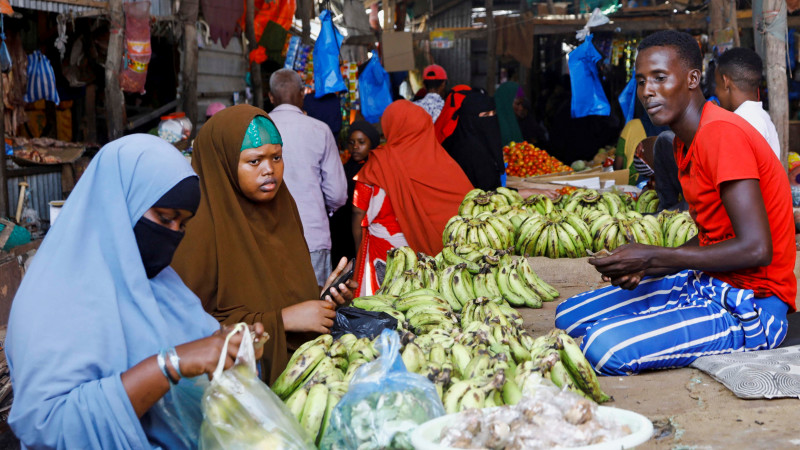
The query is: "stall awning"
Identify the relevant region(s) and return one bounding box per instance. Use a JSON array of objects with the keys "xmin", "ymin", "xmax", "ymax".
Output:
[{"xmin": 9, "ymin": 0, "xmax": 174, "ymax": 17}]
